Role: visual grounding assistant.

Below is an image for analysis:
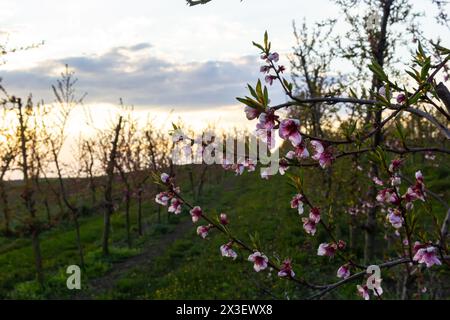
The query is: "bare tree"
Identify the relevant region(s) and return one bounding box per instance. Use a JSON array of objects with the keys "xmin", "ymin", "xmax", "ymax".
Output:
[
  {"xmin": 0, "ymin": 109, "xmax": 17, "ymax": 235},
  {"xmin": 101, "ymin": 116, "xmax": 123, "ymax": 256}
]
